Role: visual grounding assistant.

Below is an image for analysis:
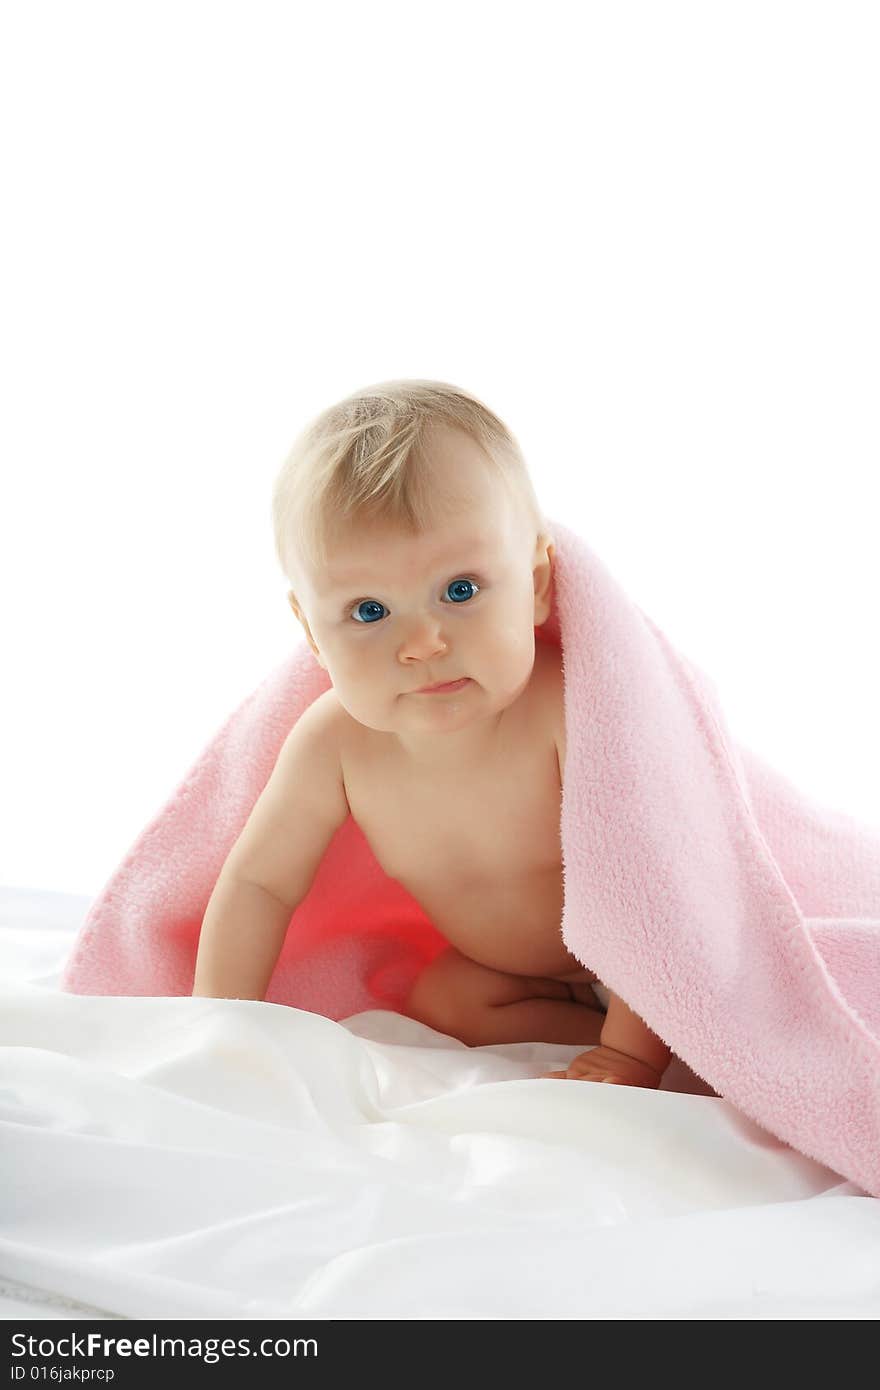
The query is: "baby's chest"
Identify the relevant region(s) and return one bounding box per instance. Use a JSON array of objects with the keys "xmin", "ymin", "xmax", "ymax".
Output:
[{"xmin": 346, "ymin": 742, "xmax": 563, "ymax": 890}]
